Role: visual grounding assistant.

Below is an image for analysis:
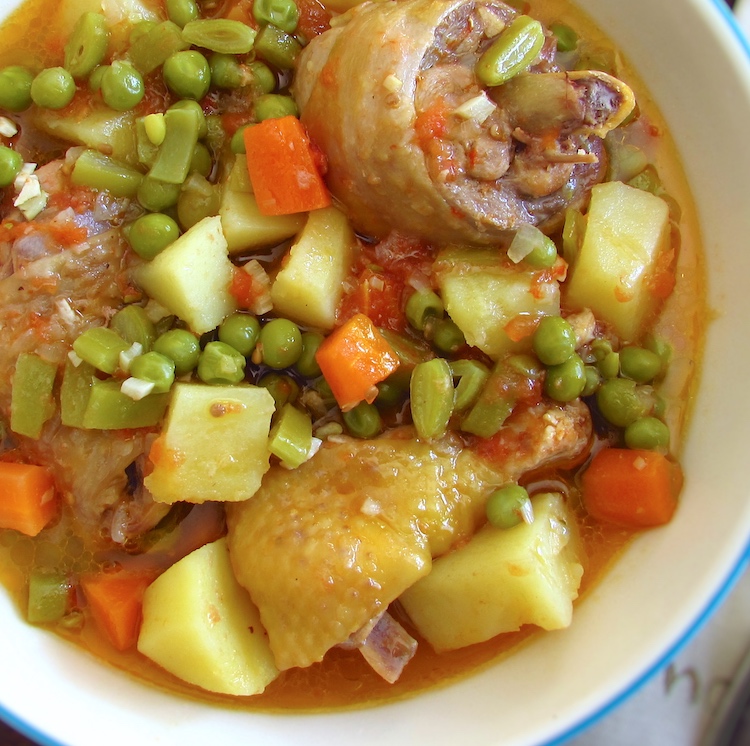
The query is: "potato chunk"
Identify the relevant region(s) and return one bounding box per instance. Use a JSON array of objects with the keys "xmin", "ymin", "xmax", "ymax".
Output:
[
  {"xmin": 399, "ymin": 492, "xmax": 584, "ymax": 652},
  {"xmin": 138, "ymin": 538, "xmax": 279, "ymax": 695},
  {"xmin": 135, "ymin": 215, "xmax": 237, "ymax": 335},
  {"xmin": 436, "ymin": 248, "xmax": 561, "ymax": 359},
  {"xmin": 270, "ymin": 206, "xmax": 356, "ymax": 330},
  {"xmin": 144, "ymin": 383, "xmax": 275, "ymax": 504},
  {"xmin": 564, "ymin": 181, "xmax": 670, "ymax": 341}
]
